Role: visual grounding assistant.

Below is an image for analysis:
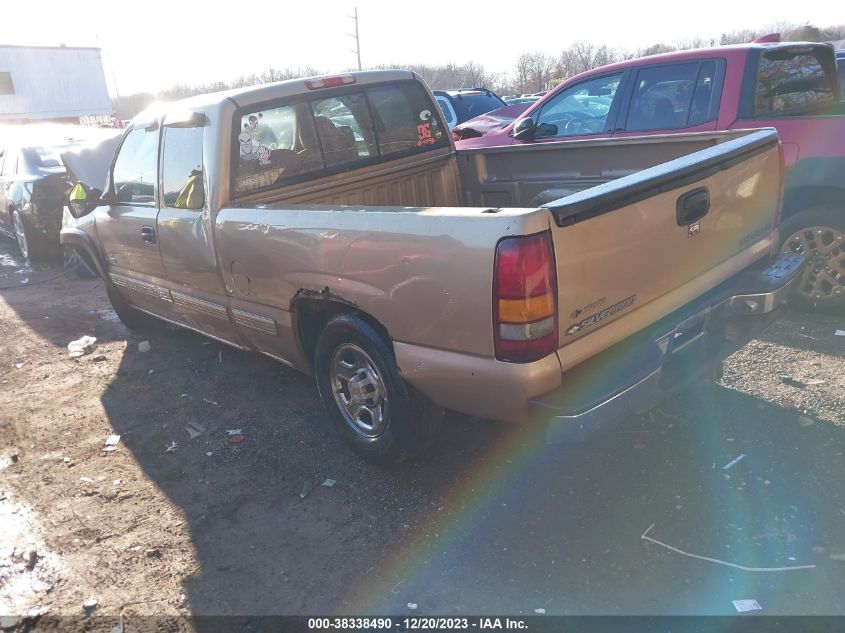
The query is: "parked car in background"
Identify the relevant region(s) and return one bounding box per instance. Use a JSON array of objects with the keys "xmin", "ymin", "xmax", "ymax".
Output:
[
  {"xmin": 504, "ymin": 95, "xmax": 542, "ymax": 105},
  {"xmin": 458, "ymin": 36, "xmax": 845, "ymax": 311},
  {"xmin": 433, "ymin": 88, "xmax": 506, "ymax": 128},
  {"xmin": 837, "ymin": 49, "xmax": 844, "ymax": 99},
  {"xmin": 452, "ymin": 102, "xmax": 533, "ymax": 140},
  {"xmin": 0, "ymin": 125, "xmax": 120, "ymax": 261}
]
